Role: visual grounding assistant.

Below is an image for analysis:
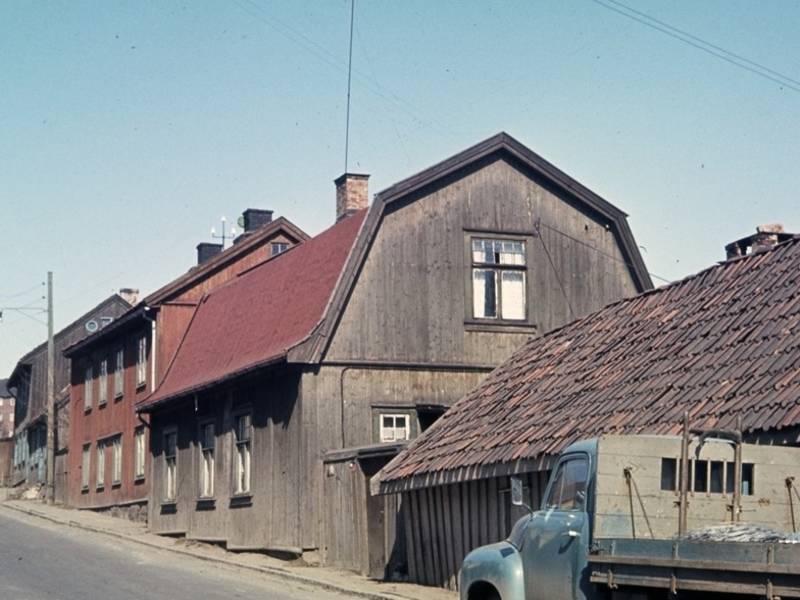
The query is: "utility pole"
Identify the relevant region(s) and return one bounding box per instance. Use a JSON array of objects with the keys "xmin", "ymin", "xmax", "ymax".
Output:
[{"xmin": 45, "ymin": 271, "xmax": 55, "ymax": 504}]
